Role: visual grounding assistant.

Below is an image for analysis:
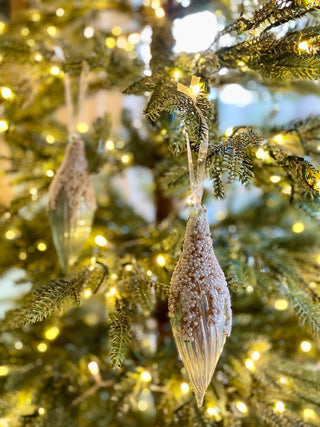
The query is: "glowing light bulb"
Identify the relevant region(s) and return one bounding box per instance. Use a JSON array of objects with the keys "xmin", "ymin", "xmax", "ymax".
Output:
[
  {"xmin": 105, "ymin": 37, "xmax": 116, "ymax": 49},
  {"xmin": 76, "ymin": 122, "xmax": 89, "ymax": 133},
  {"xmin": 300, "ymin": 340, "xmax": 312, "ymax": 352},
  {"xmin": 256, "ymin": 148, "xmax": 269, "ymax": 160},
  {"xmin": 45, "ymin": 134, "xmax": 55, "ymax": 144},
  {"xmin": 298, "ymin": 41, "xmax": 309, "ymax": 51},
  {"xmin": 273, "ymin": 134, "xmax": 284, "ymax": 143},
  {"xmin": 128, "ymin": 33, "xmax": 140, "ymax": 44},
  {"xmin": 20, "ymin": 27, "xmax": 30, "ymax": 36},
  {"xmin": 0, "ymin": 87, "xmax": 13, "ymax": 99},
  {"xmin": 31, "ymin": 12, "xmax": 41, "ymax": 22},
  {"xmin": 50, "ymin": 66, "xmax": 61, "ymax": 76},
  {"xmin": 138, "ymin": 399, "xmax": 149, "ymax": 411},
  {"xmin": 38, "ymin": 407, "xmax": 45, "ymax": 415},
  {"xmin": 292, "ymin": 222, "xmax": 304, "ymax": 233},
  {"xmin": 116, "ymin": 36, "xmax": 127, "ymax": 49},
  {"xmin": 246, "ymin": 285, "xmax": 254, "ymax": 293},
  {"xmin": 111, "ymin": 26, "xmax": 122, "ymax": 36},
  {"xmin": 37, "ymin": 342, "xmax": 48, "ymax": 352},
  {"xmin": 44, "ymin": 326, "xmax": 60, "ymax": 340},
  {"xmin": 279, "ymin": 377, "xmax": 287, "ymax": 385},
  {"xmin": 47, "ymin": 26, "xmax": 57, "ymax": 36},
  {"xmin": 245, "ymin": 358, "xmax": 255, "ymax": 371},
  {"xmin": 0, "ymin": 22, "xmax": 7, "ymax": 35},
  {"xmin": 83, "ymin": 289, "xmax": 92, "ymax": 299},
  {"xmin": 56, "ymin": 8, "xmax": 65, "ymax": 17},
  {"xmin": 5, "ymin": 230, "xmax": 16, "ymax": 240},
  {"xmin": 46, "ymin": 169, "xmax": 54, "ymax": 177},
  {"xmin": 303, "ymin": 408, "xmax": 317, "ymax": 421},
  {"xmin": 37, "ymin": 241, "xmax": 47, "ymax": 252},
  {"xmin": 0, "ymin": 366, "xmax": 9, "ymax": 376},
  {"xmin": 0, "ymin": 119, "xmax": 9, "ymax": 132},
  {"xmin": 274, "ymin": 401, "xmax": 285, "ymax": 413},
  {"xmin": 180, "ymin": 382, "xmax": 190, "ymax": 394},
  {"xmin": 207, "ymin": 406, "xmax": 219, "ymax": 417},
  {"xmin": 94, "ymin": 235, "xmax": 107, "ymax": 247},
  {"xmin": 108, "ymin": 287, "xmax": 117, "ymax": 297},
  {"xmin": 156, "ymin": 254, "xmax": 166, "ymax": 267},
  {"xmin": 274, "ymin": 299, "xmax": 288, "ymax": 310},
  {"xmin": 84, "ymin": 26, "xmax": 94, "ymax": 38},
  {"xmin": 190, "ymin": 84, "xmax": 202, "ymax": 98},
  {"xmin": 251, "ymin": 351, "xmax": 261, "ymax": 361},
  {"xmin": 155, "ymin": 7, "xmax": 165, "ymax": 18},
  {"xmin": 88, "ymin": 361, "xmax": 99, "ymax": 375},
  {"xmin": 270, "ymin": 175, "xmax": 281, "ymax": 183},
  {"xmin": 121, "ymin": 154, "xmax": 131, "ymax": 164},
  {"xmin": 105, "ymin": 140, "xmax": 115, "ymax": 150},
  {"xmin": 235, "ymin": 401, "xmax": 248, "ymax": 414},
  {"xmin": 140, "ymin": 370, "xmax": 152, "ymax": 382},
  {"xmin": 35, "ymin": 53, "xmax": 43, "ymax": 62}
]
